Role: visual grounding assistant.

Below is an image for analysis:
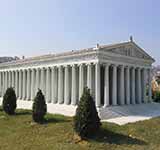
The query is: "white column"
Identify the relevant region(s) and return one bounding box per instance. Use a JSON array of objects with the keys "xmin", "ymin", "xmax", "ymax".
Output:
[
  {"xmin": 35, "ymin": 68, "xmax": 40, "ymax": 93},
  {"xmin": 79, "ymin": 64, "xmax": 84, "ymax": 99},
  {"xmin": 51, "ymin": 67, "xmax": 58, "ymax": 104},
  {"xmin": 142, "ymin": 68, "xmax": 147, "ymax": 103},
  {"xmin": 8, "ymin": 71, "xmax": 11, "ymax": 88},
  {"xmin": 22, "ymin": 70, "xmax": 26, "ymax": 100},
  {"xmin": 137, "ymin": 68, "xmax": 142, "ymax": 104},
  {"xmin": 112, "ymin": 65, "xmax": 117, "ymax": 105},
  {"xmin": 95, "ymin": 63, "xmax": 101, "ymax": 107},
  {"xmin": 58, "ymin": 66, "xmax": 64, "ymax": 104},
  {"xmin": 3, "ymin": 72, "xmax": 5, "ymax": 93},
  {"xmin": 64, "ymin": 65, "xmax": 70, "ymax": 104},
  {"xmin": 27, "ymin": 69, "xmax": 31, "ymax": 100},
  {"xmin": 148, "ymin": 68, "xmax": 152, "ymax": 102},
  {"xmin": 40, "ymin": 68, "xmax": 46, "ymax": 96},
  {"xmin": 104, "ymin": 63, "xmax": 109, "ymax": 107},
  {"xmin": 87, "ymin": 63, "xmax": 92, "ymax": 93},
  {"xmin": 119, "ymin": 65, "xmax": 125, "ymax": 105},
  {"xmin": 31, "ymin": 69, "xmax": 36, "ymax": 100},
  {"xmin": 46, "ymin": 67, "xmax": 51, "ymax": 103},
  {"xmin": 126, "ymin": 66, "xmax": 130, "ymax": 105},
  {"xmin": 15, "ymin": 70, "xmax": 18, "ymax": 97},
  {"xmin": 11, "ymin": 71, "xmax": 14, "ymax": 88},
  {"xmin": 5, "ymin": 71, "xmax": 8, "ymax": 89},
  {"xmin": 71, "ymin": 65, "xmax": 77, "ymax": 105},
  {"xmin": 18, "ymin": 70, "xmax": 22, "ymax": 99},
  {"xmin": 2, "ymin": 72, "xmax": 5, "ymax": 95},
  {"xmin": 131, "ymin": 67, "xmax": 135, "ymax": 104},
  {"xmin": 5, "ymin": 71, "xmax": 8, "ymax": 90},
  {"xmin": 51, "ymin": 67, "xmax": 58, "ymax": 103}
]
